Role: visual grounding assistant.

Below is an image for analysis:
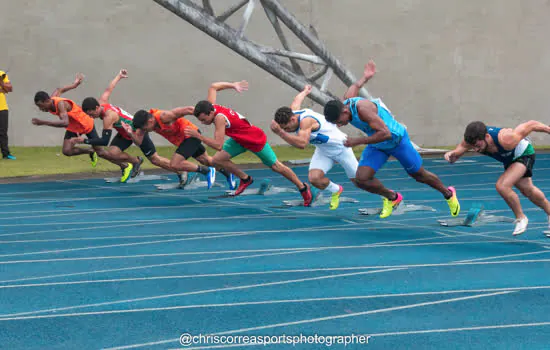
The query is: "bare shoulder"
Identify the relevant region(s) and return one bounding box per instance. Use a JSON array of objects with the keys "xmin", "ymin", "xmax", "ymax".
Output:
[{"xmin": 498, "ymin": 128, "xmax": 517, "ymax": 147}]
